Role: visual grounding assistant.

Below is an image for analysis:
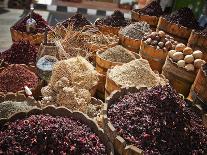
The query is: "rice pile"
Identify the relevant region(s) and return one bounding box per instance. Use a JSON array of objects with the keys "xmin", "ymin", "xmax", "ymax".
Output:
[{"xmin": 108, "ymin": 59, "xmax": 167, "ymax": 87}]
